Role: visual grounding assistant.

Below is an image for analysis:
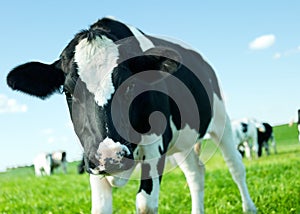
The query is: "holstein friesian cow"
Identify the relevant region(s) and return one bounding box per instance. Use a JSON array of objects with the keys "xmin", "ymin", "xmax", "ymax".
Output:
[
  {"xmin": 33, "ymin": 151, "xmax": 67, "ymax": 176},
  {"xmin": 257, "ymin": 122, "xmax": 277, "ymax": 157},
  {"xmin": 232, "ymin": 119, "xmax": 259, "ymax": 159},
  {"xmin": 6, "ymin": 17, "xmax": 256, "ymax": 213}
]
